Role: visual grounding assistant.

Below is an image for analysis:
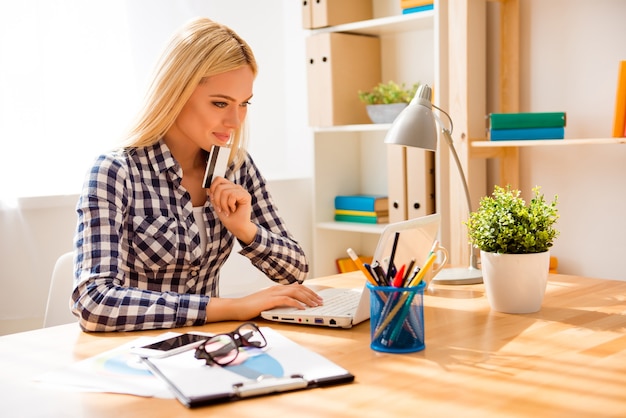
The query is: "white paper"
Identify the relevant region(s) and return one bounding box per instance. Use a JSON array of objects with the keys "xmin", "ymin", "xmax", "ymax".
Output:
[{"xmin": 34, "ymin": 334, "xmax": 178, "ymax": 398}]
